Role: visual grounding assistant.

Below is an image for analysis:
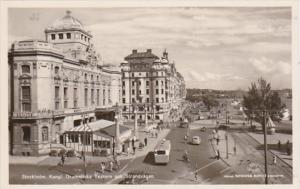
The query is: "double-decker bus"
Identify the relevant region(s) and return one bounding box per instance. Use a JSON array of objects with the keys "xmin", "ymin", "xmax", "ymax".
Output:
[{"xmin": 154, "ymin": 139, "xmax": 171, "ymax": 164}]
